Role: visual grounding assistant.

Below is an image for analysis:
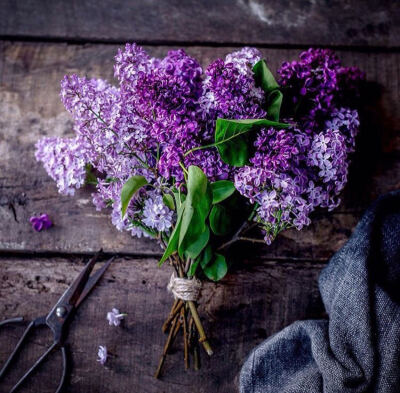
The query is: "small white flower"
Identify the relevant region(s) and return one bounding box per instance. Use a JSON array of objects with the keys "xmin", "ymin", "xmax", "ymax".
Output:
[
  {"xmin": 107, "ymin": 308, "xmax": 126, "ymax": 327},
  {"xmin": 97, "ymin": 345, "xmax": 107, "ymax": 365}
]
